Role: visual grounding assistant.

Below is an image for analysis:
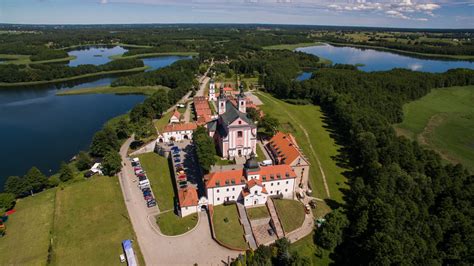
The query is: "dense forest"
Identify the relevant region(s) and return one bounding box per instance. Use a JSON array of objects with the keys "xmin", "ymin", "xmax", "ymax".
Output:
[
  {"xmin": 256, "ymin": 66, "xmax": 474, "ymax": 263},
  {"xmin": 0, "ymin": 58, "xmax": 144, "ymax": 83}
]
